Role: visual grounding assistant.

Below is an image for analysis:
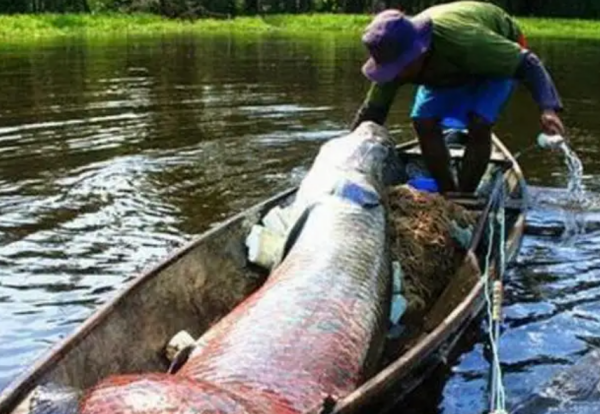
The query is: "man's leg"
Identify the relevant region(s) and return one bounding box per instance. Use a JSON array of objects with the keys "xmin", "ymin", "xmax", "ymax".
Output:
[
  {"xmin": 459, "ymin": 114, "xmax": 492, "ymax": 193},
  {"xmin": 412, "ymin": 117, "xmax": 457, "ymax": 193},
  {"xmin": 459, "ymin": 79, "xmax": 515, "ymax": 193},
  {"xmin": 411, "ymin": 85, "xmax": 464, "ymax": 193}
]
